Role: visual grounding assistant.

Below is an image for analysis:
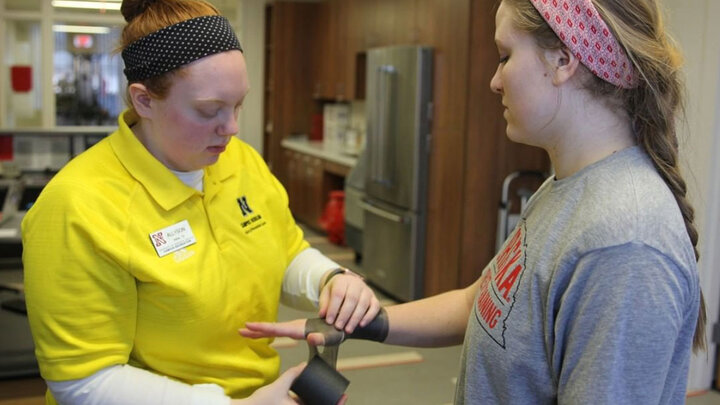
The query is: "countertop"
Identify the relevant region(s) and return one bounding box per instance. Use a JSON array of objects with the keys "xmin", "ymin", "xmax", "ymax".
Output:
[
  {"xmin": 281, "ymin": 137, "xmax": 358, "ymax": 167},
  {"xmin": 0, "ymin": 211, "xmax": 23, "ymax": 244},
  {"xmin": 0, "ymin": 127, "xmax": 117, "ymax": 136}
]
